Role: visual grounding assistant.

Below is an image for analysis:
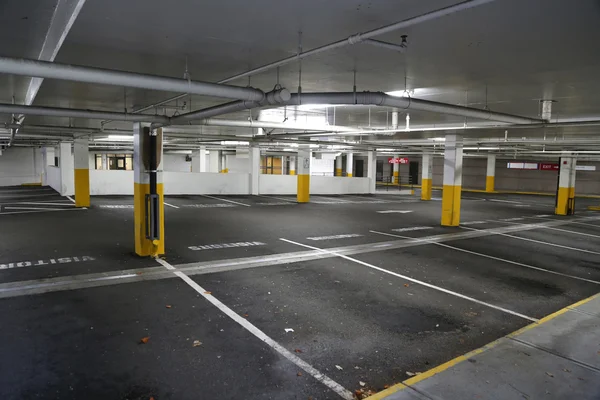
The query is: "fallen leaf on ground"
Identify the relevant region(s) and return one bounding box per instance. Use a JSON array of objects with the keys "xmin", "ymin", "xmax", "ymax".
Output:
[
  {"xmin": 165, "ymin": 305, "xmax": 172, "ymax": 309},
  {"xmin": 204, "ymin": 291, "xmax": 212, "ymax": 295},
  {"xmin": 406, "ymin": 371, "xmax": 415, "ymax": 377},
  {"xmin": 294, "ymin": 349, "xmax": 303, "ymax": 353},
  {"xmin": 139, "ymin": 337, "xmax": 150, "ymax": 344},
  {"xmin": 335, "ymin": 365, "xmax": 343, "ymax": 370},
  {"xmin": 297, "ymin": 372, "xmax": 303, "ymax": 377},
  {"xmin": 546, "ymin": 372, "xmax": 554, "ymax": 378},
  {"xmin": 359, "ymin": 381, "xmax": 366, "ymax": 387},
  {"xmin": 193, "ymin": 340, "xmax": 202, "ymax": 347},
  {"xmin": 243, "ymin": 314, "xmax": 249, "ymax": 318},
  {"xmin": 285, "ymin": 328, "xmax": 294, "ymax": 333},
  {"xmin": 403, "ymin": 283, "xmax": 409, "ymax": 287},
  {"xmin": 384, "ymin": 385, "xmax": 390, "ymax": 389}
]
